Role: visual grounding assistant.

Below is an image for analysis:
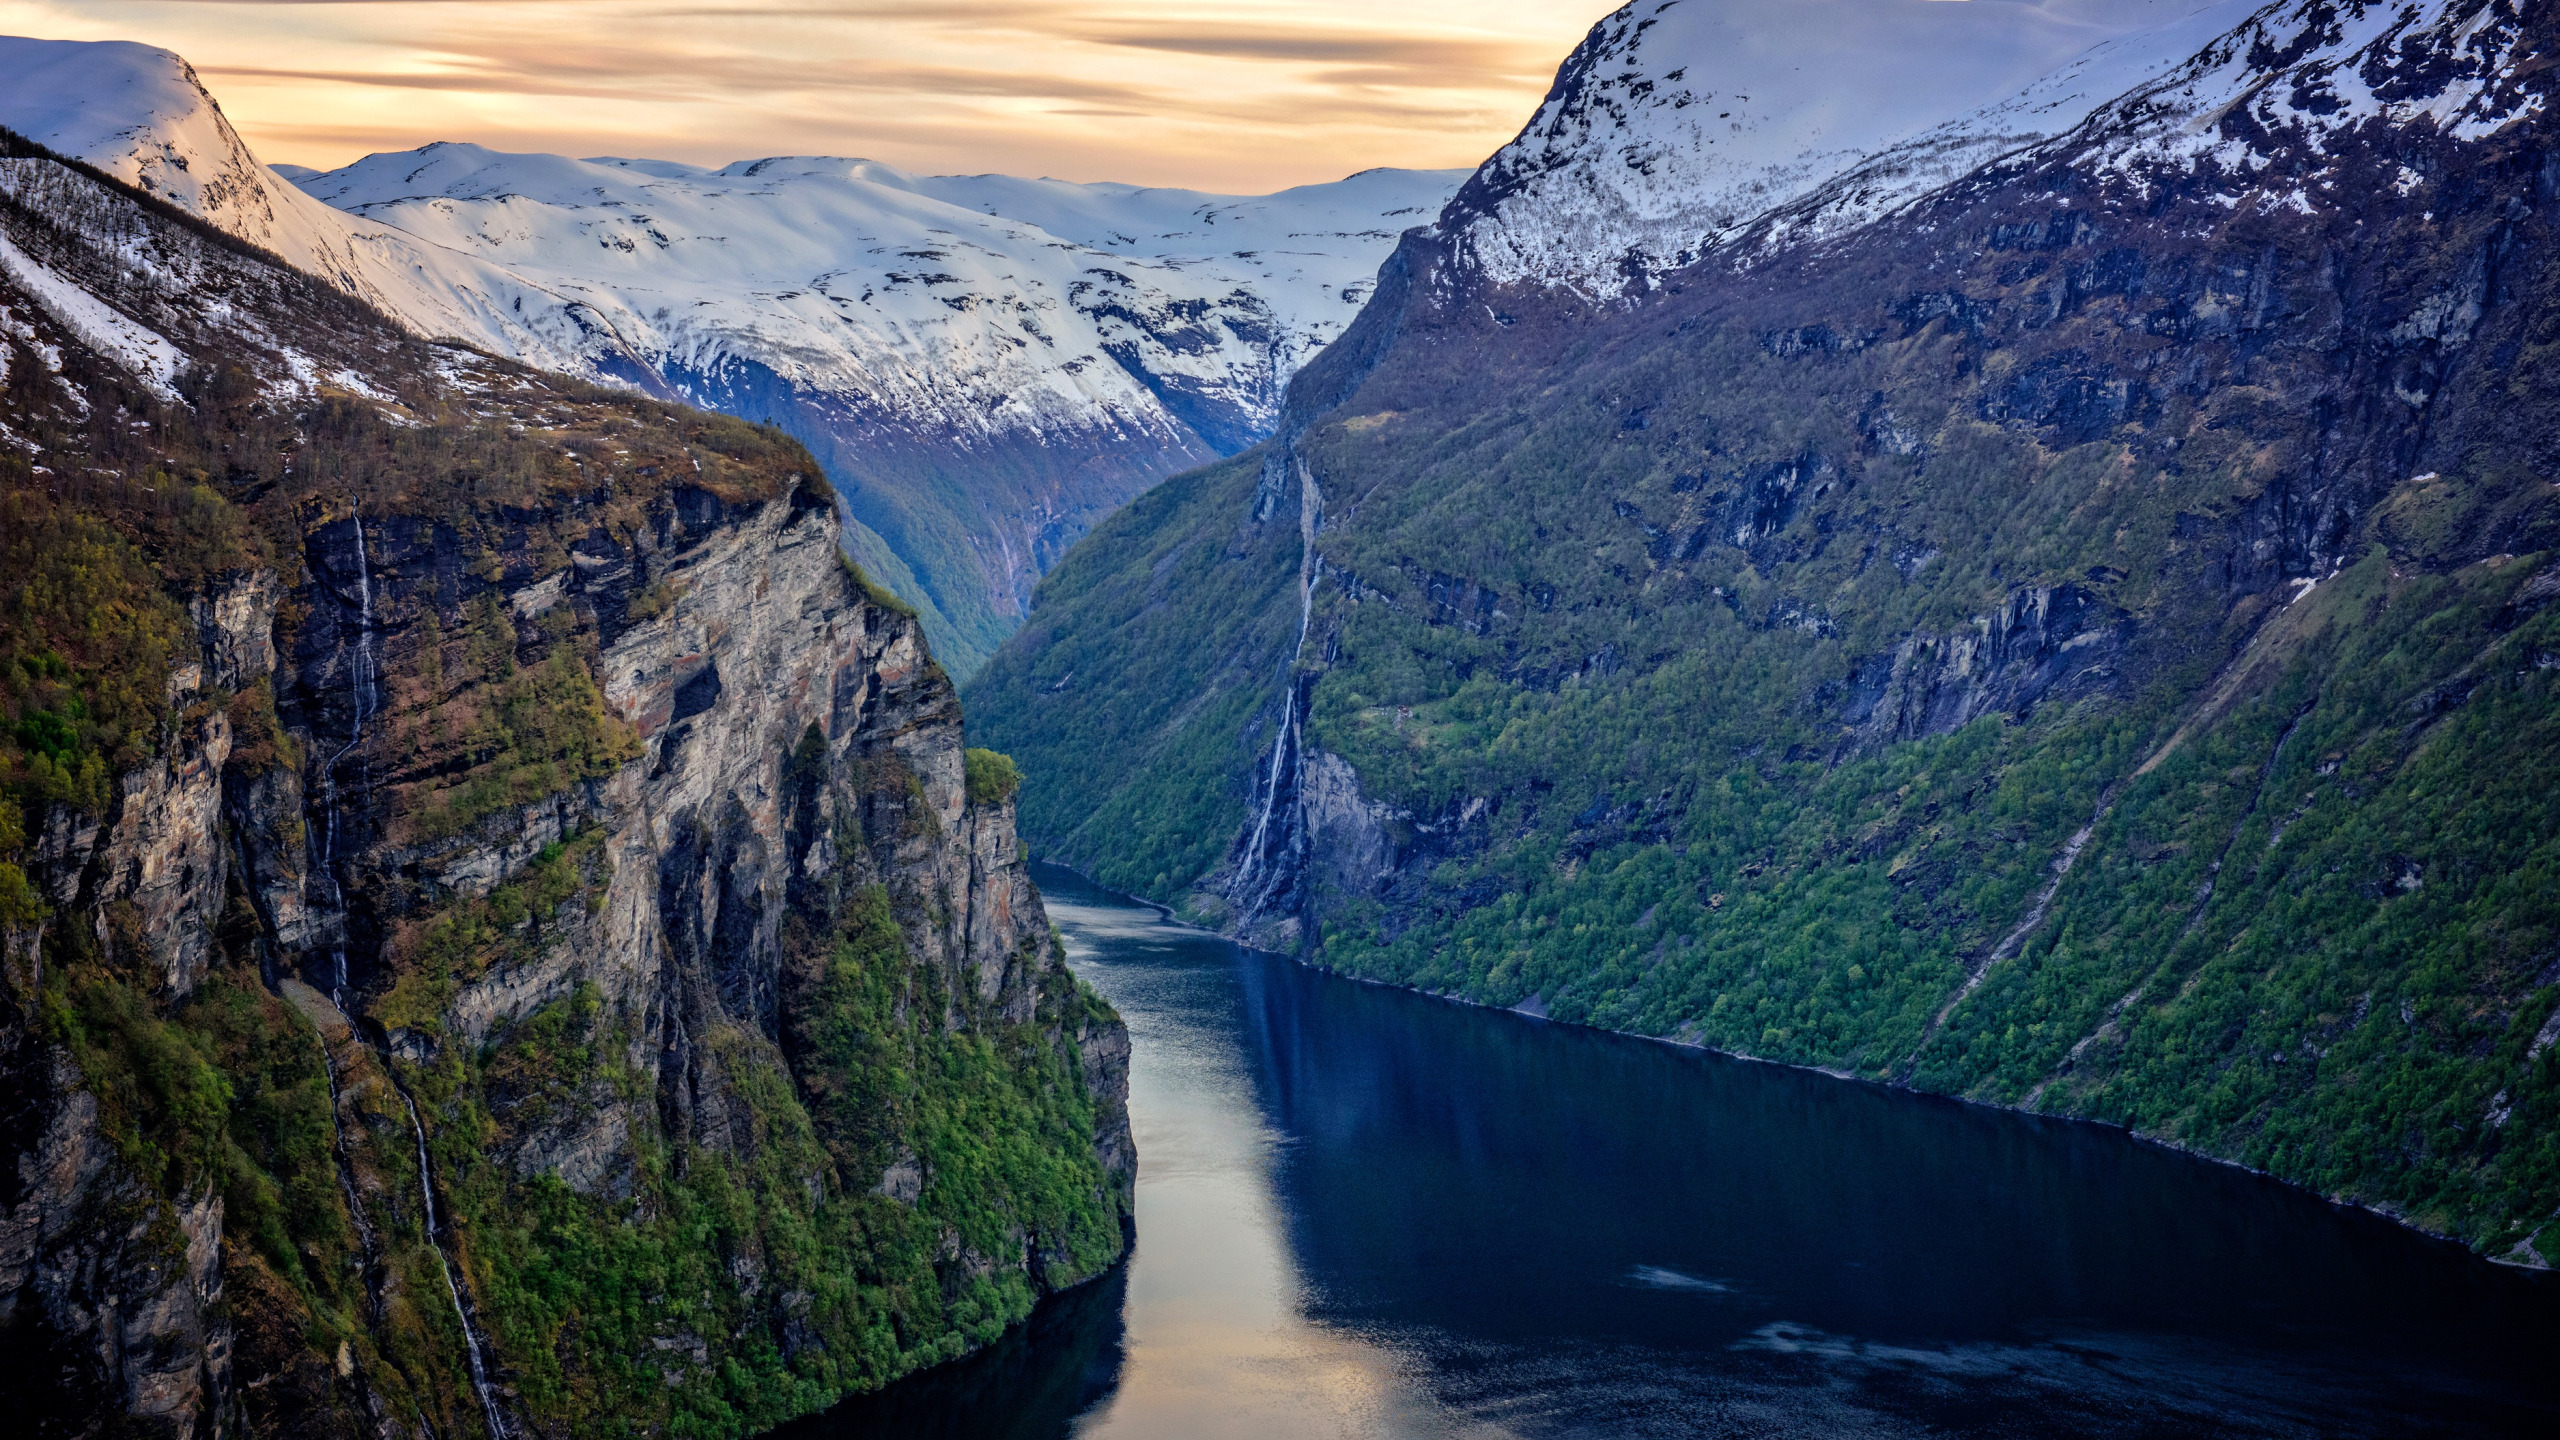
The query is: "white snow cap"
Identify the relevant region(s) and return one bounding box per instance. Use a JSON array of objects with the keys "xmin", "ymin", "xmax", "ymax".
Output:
[
  {"xmin": 287, "ymin": 142, "xmax": 1463, "ymax": 448},
  {"xmin": 0, "ymin": 36, "xmax": 262, "ymax": 219},
  {"xmin": 0, "ymin": 32, "xmax": 1462, "ymax": 454},
  {"xmin": 1451, "ymin": 0, "xmax": 2272, "ymax": 296}
]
